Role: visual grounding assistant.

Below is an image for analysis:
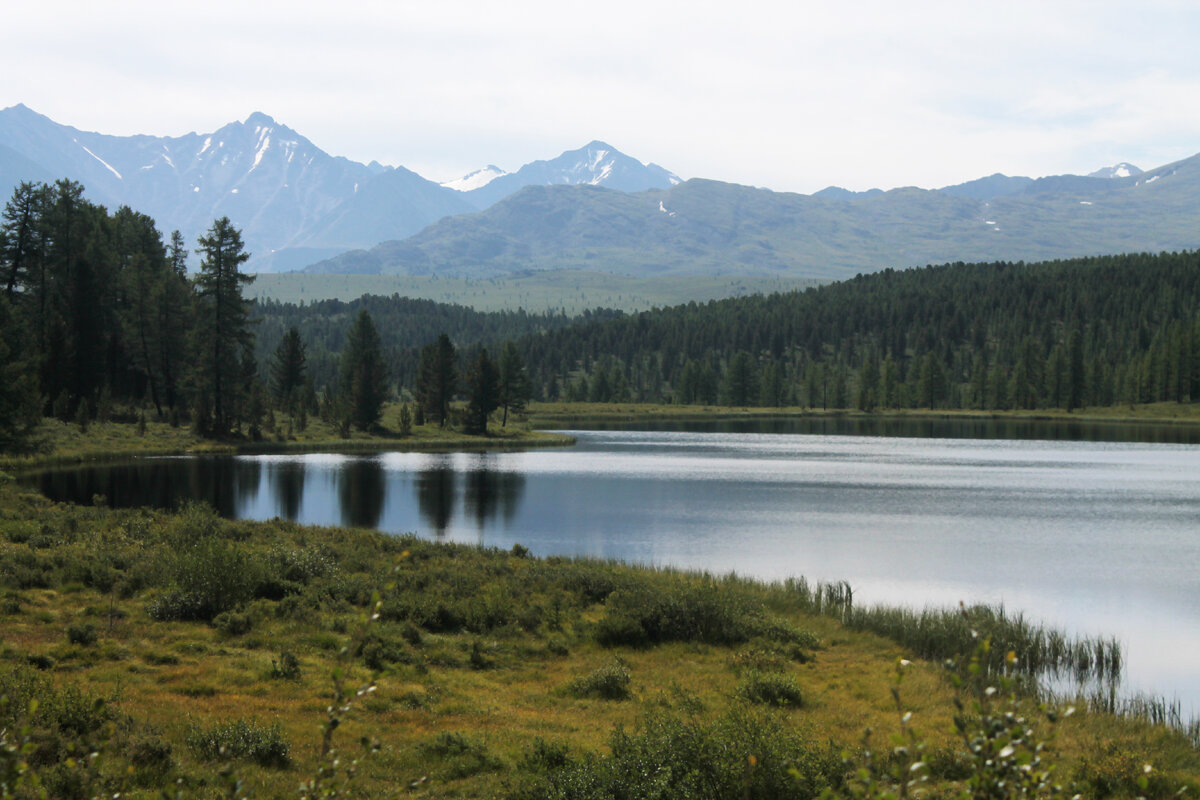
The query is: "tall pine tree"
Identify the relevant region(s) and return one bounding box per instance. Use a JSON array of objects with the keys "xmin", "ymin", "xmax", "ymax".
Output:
[{"xmin": 193, "ymin": 217, "xmax": 254, "ymax": 435}]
